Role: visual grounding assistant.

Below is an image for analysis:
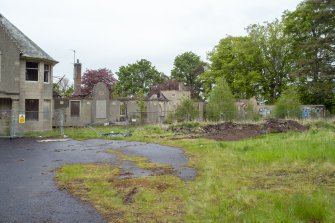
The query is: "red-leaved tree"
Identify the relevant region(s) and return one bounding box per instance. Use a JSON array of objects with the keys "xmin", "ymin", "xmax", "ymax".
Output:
[{"xmin": 81, "ymin": 68, "xmax": 117, "ymax": 95}]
